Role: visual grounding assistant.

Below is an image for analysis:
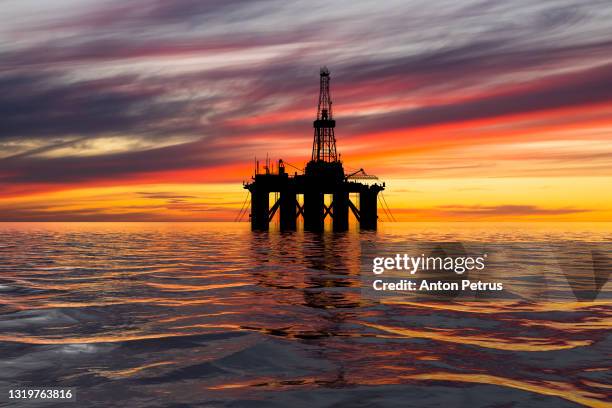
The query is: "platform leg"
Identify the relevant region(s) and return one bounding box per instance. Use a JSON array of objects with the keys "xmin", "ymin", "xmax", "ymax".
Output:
[
  {"xmin": 304, "ymin": 192, "xmax": 324, "ymax": 232},
  {"xmin": 280, "ymin": 190, "xmax": 297, "ymax": 231},
  {"xmin": 359, "ymin": 189, "xmax": 378, "ymax": 230},
  {"xmin": 333, "ymin": 191, "xmax": 349, "ymax": 231},
  {"xmin": 251, "ymin": 189, "xmax": 269, "ymax": 231}
]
